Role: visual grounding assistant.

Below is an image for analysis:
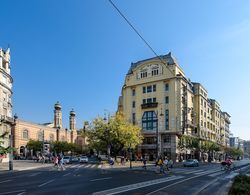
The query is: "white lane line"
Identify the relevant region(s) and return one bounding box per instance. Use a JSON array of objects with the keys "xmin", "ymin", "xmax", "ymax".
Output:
[
  {"xmin": 38, "ymin": 179, "xmax": 55, "ymax": 187},
  {"xmin": 182, "ymin": 169, "xmax": 205, "ymax": 174},
  {"xmin": 86, "ymin": 165, "xmax": 91, "ymax": 168},
  {"xmin": 63, "ymin": 173, "xmax": 71, "ymax": 177},
  {"xmin": 91, "ymin": 165, "xmax": 96, "ymax": 168},
  {"xmin": 208, "ymin": 171, "xmax": 224, "ymax": 177},
  {"xmin": 194, "ymin": 170, "xmax": 215, "ymax": 175},
  {"xmin": 0, "ymin": 190, "xmax": 26, "ymax": 195},
  {"xmin": 225, "ymin": 172, "xmax": 239, "ymax": 179},
  {"xmin": 17, "ymin": 192, "xmax": 26, "ymax": 195},
  {"xmin": 194, "ymin": 178, "xmax": 218, "ymax": 194},
  {"xmin": 0, "ymin": 180, "xmax": 12, "ymax": 184},
  {"xmin": 92, "ymin": 176, "xmax": 184, "ymax": 195},
  {"xmin": 98, "ymin": 165, "xmax": 102, "ymax": 169},
  {"xmin": 29, "ymin": 172, "xmax": 41, "ymax": 177},
  {"xmin": 90, "ymin": 177, "xmax": 112, "ymax": 182},
  {"xmin": 146, "ymin": 169, "xmax": 219, "ymax": 195}
]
